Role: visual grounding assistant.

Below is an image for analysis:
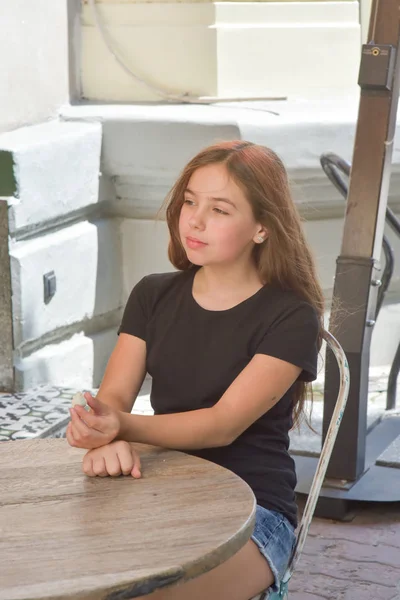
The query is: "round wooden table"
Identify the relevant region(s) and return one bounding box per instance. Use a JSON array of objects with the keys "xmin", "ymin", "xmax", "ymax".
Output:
[{"xmin": 0, "ymin": 438, "xmax": 256, "ymax": 600}]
